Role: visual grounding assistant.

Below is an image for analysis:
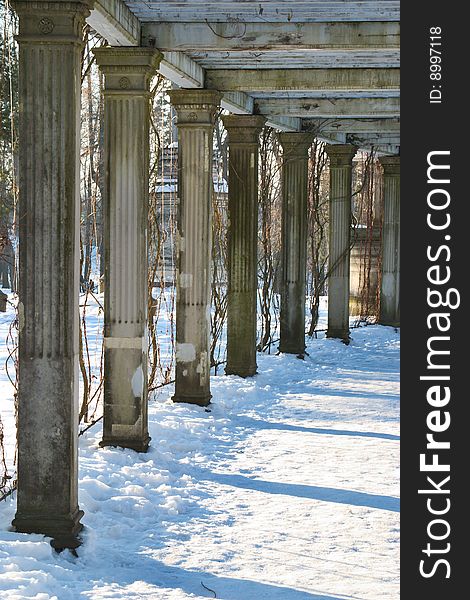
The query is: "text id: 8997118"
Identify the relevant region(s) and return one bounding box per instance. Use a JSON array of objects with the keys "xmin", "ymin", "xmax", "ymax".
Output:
[{"xmin": 429, "ymin": 26, "xmax": 442, "ymax": 104}]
